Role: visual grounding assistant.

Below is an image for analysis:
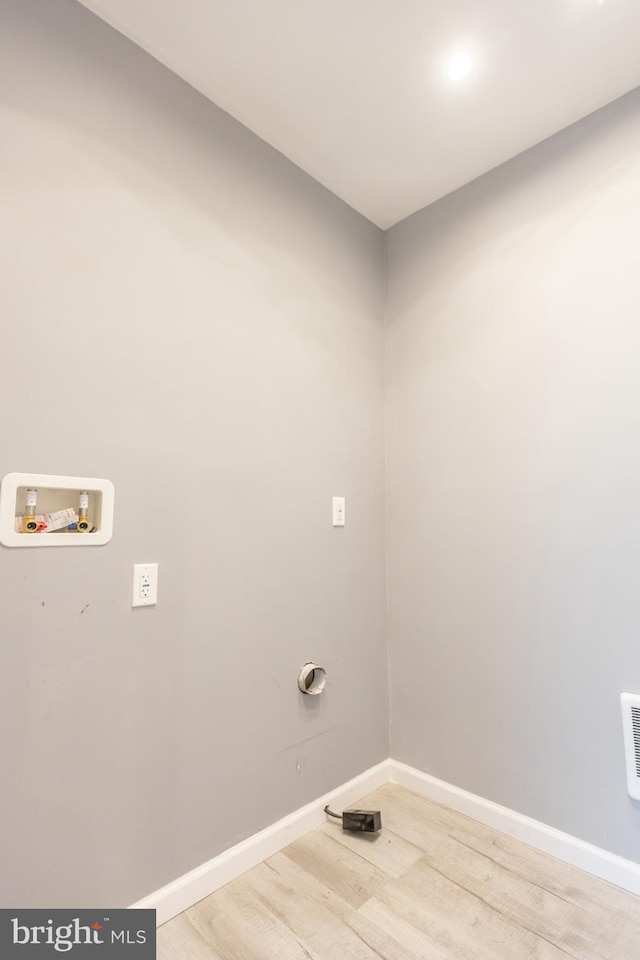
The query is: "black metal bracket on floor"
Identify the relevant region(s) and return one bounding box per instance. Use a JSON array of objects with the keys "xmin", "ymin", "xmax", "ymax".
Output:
[{"xmin": 324, "ymin": 805, "xmax": 382, "ymax": 833}]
